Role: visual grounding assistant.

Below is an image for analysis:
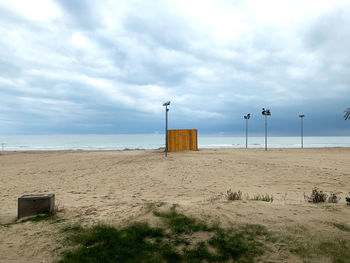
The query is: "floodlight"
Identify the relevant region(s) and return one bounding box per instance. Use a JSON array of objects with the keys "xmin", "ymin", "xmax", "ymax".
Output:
[
  {"xmin": 244, "ymin": 113, "xmax": 251, "ymax": 148},
  {"xmin": 345, "ymin": 108, "xmax": 350, "ymax": 120},
  {"xmin": 163, "ymin": 101, "xmax": 171, "ymax": 156},
  {"xmin": 299, "ymin": 114, "xmax": 305, "ymax": 148},
  {"xmin": 262, "ymin": 108, "xmax": 271, "ymax": 150}
]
